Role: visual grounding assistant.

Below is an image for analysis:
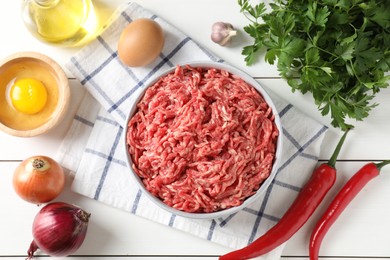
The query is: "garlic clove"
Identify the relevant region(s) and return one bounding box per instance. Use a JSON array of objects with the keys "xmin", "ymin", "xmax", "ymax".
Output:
[{"xmin": 211, "ymin": 22, "xmax": 237, "ymax": 46}]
